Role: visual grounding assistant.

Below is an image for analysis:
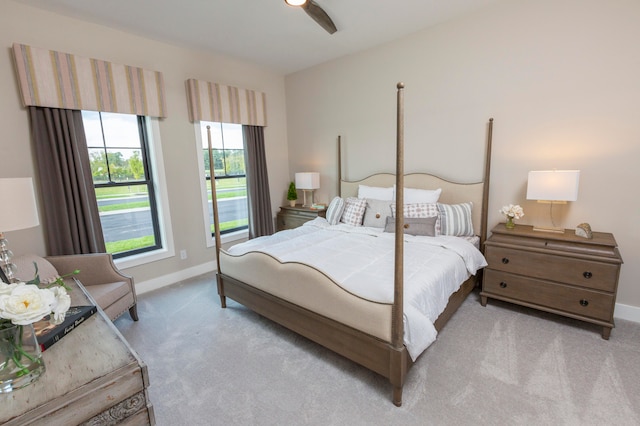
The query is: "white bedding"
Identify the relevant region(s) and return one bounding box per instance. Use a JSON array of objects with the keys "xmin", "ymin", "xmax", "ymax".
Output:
[{"xmin": 226, "ymin": 217, "xmax": 487, "ymax": 360}]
